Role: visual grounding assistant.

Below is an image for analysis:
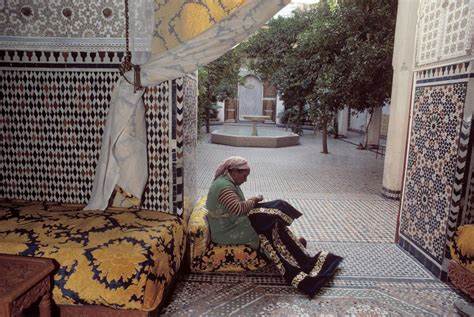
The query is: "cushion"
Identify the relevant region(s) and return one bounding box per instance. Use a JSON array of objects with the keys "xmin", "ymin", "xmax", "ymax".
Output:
[
  {"xmin": 448, "ymin": 260, "xmax": 474, "ymax": 299},
  {"xmin": 450, "ymin": 224, "xmax": 474, "ymax": 272},
  {"xmin": 187, "ymin": 197, "xmax": 266, "ymax": 272},
  {"xmin": 110, "ymin": 185, "xmax": 141, "ymax": 209}
]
